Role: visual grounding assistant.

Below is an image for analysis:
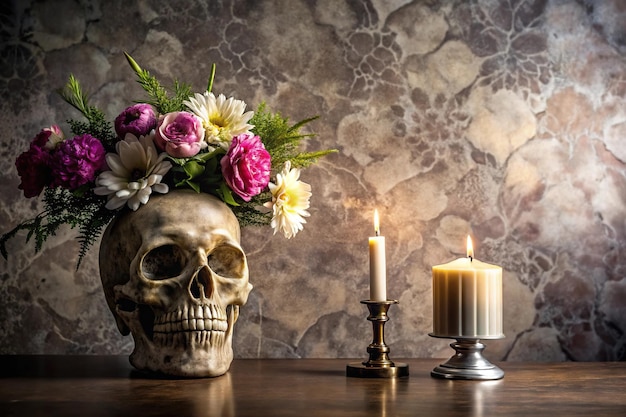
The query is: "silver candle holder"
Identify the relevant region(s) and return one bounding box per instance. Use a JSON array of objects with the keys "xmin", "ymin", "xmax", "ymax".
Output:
[
  {"xmin": 347, "ymin": 300, "xmax": 409, "ymax": 378},
  {"xmin": 429, "ymin": 334, "xmax": 504, "ymax": 380}
]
